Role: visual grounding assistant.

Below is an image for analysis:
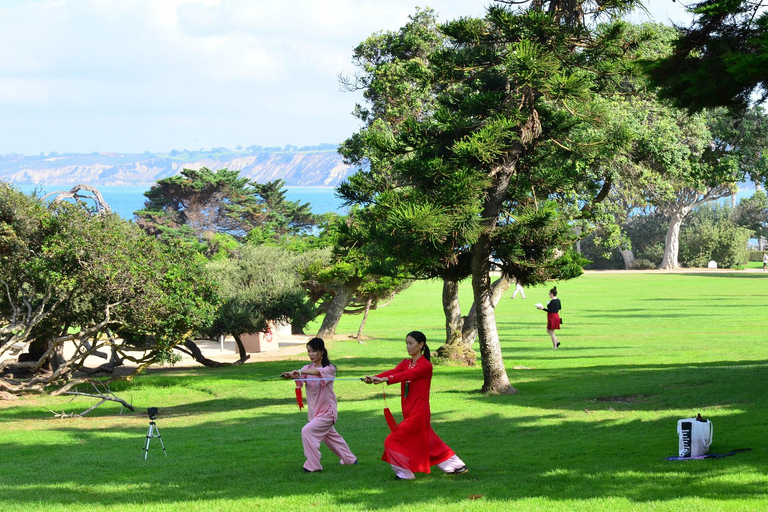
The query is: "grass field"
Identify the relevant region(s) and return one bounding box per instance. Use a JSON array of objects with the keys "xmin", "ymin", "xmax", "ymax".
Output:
[{"xmin": 1, "ymin": 271, "xmax": 767, "ymax": 511}]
